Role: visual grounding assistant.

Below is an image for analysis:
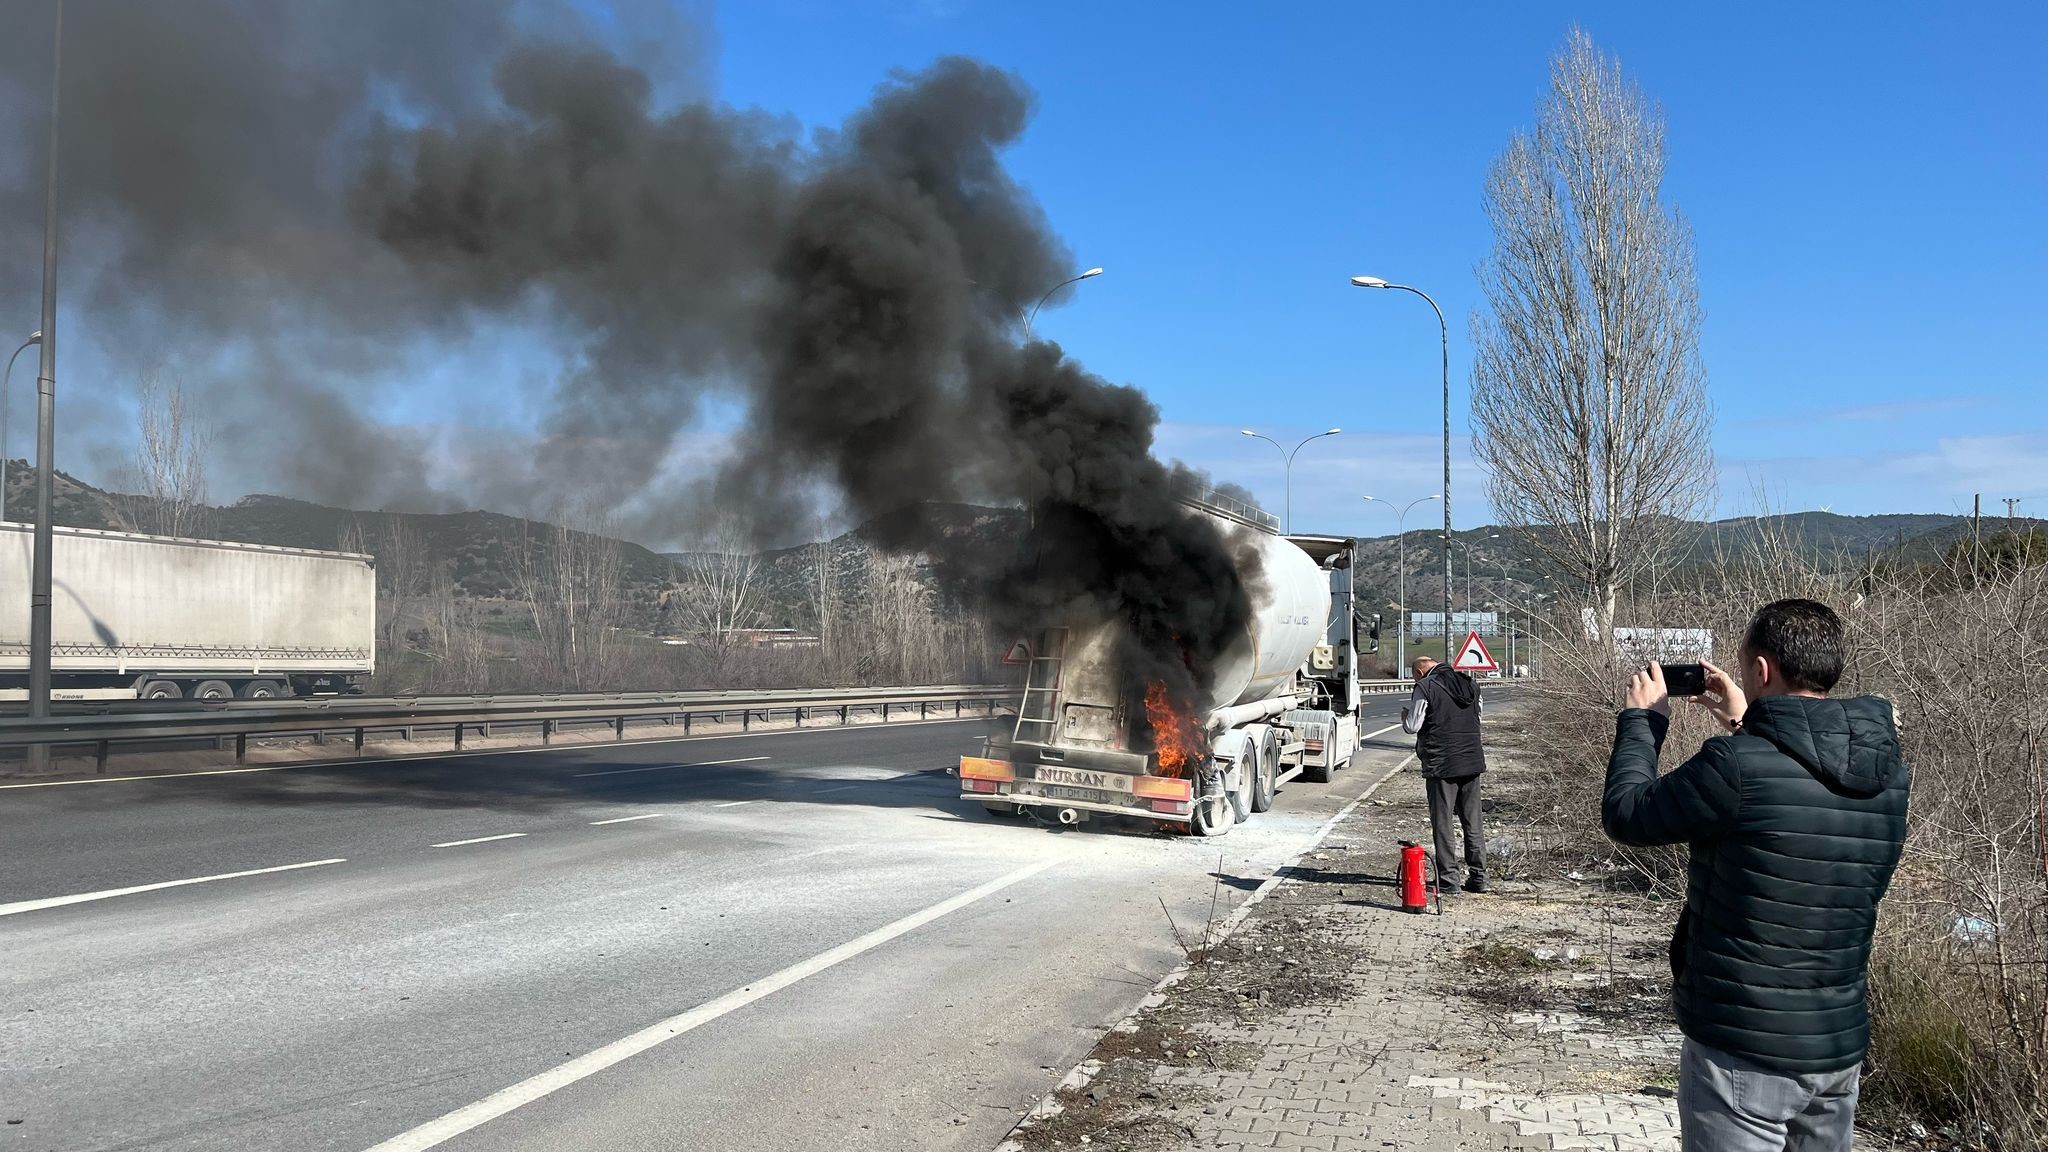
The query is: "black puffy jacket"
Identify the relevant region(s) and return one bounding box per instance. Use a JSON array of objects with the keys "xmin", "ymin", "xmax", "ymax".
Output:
[
  {"xmin": 1414, "ymin": 666, "xmax": 1486, "ymax": 780},
  {"xmin": 1603, "ymin": 694, "xmax": 1910, "ymax": 1074}
]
